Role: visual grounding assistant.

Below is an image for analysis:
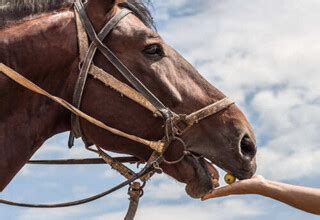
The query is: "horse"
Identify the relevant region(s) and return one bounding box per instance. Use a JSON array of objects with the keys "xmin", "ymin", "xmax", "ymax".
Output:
[{"xmin": 0, "ymin": 0, "xmax": 257, "ymax": 200}]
